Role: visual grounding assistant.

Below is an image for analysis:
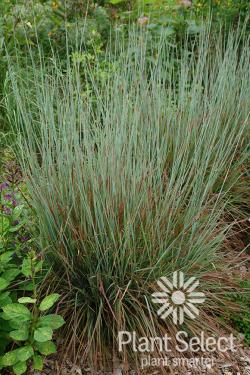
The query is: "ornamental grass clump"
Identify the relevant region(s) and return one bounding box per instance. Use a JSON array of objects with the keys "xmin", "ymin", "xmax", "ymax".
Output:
[{"xmin": 7, "ymin": 28, "xmax": 250, "ymax": 370}]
